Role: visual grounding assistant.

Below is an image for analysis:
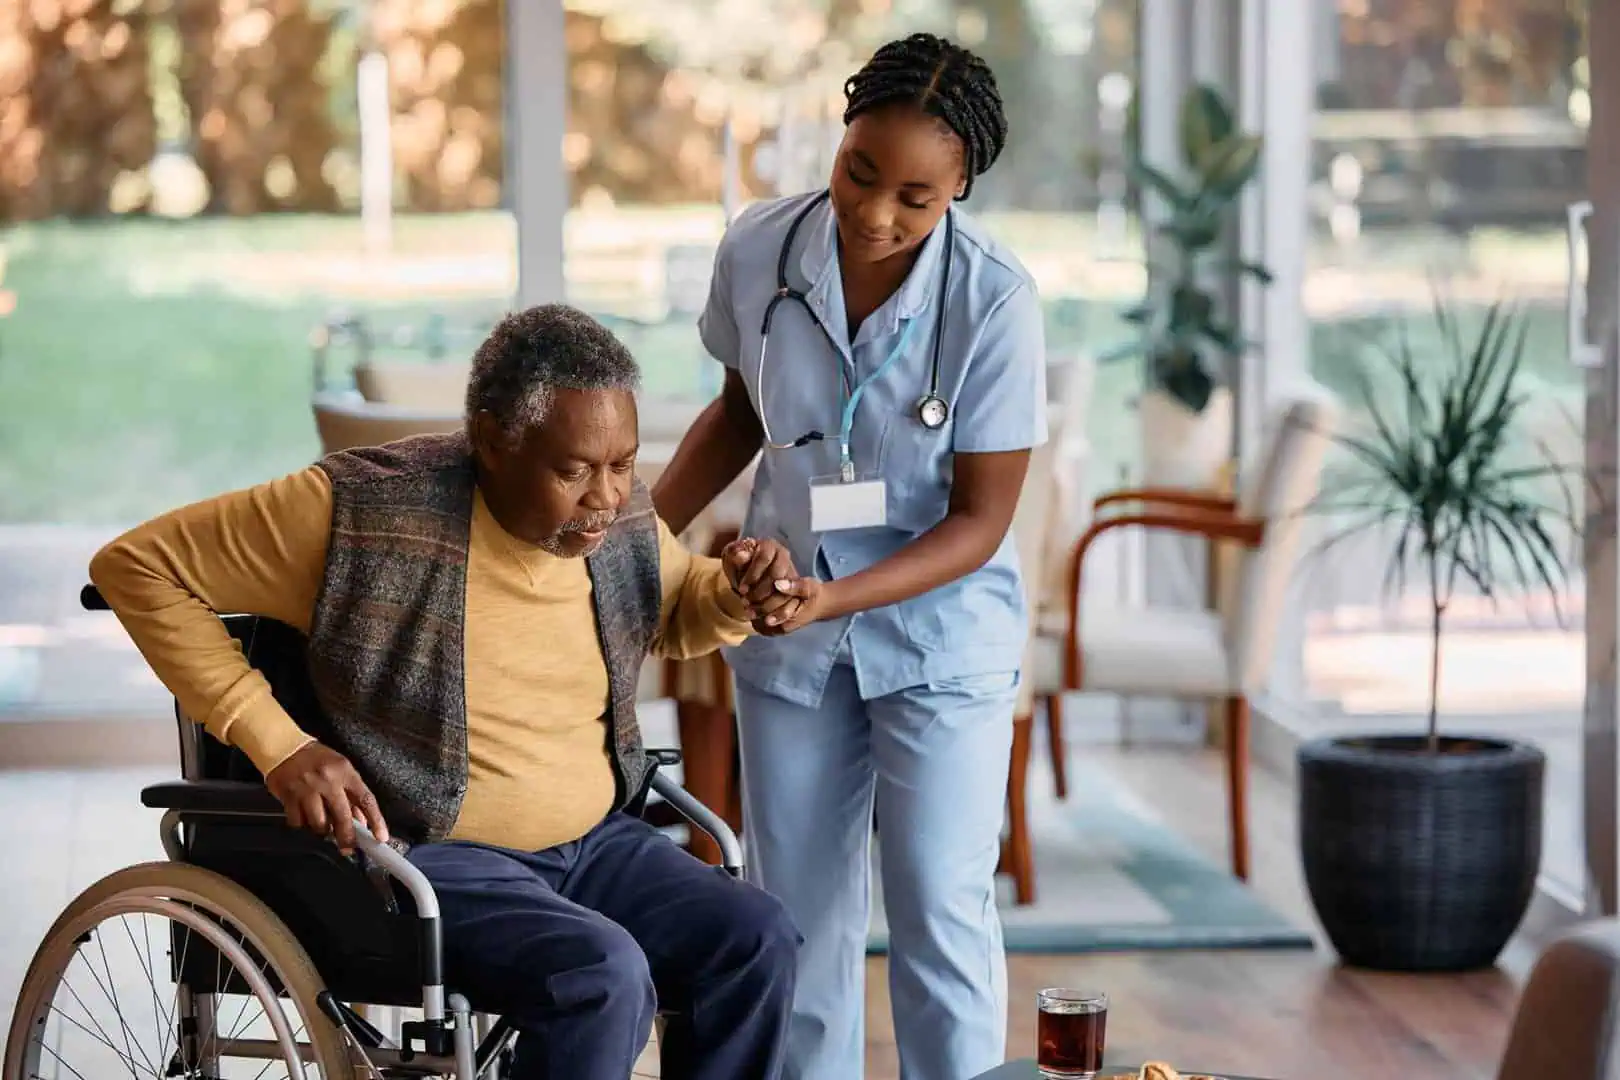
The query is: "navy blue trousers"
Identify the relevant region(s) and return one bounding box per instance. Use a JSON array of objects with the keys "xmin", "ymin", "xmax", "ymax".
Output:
[{"xmin": 407, "ymin": 812, "xmax": 800, "ymax": 1080}]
